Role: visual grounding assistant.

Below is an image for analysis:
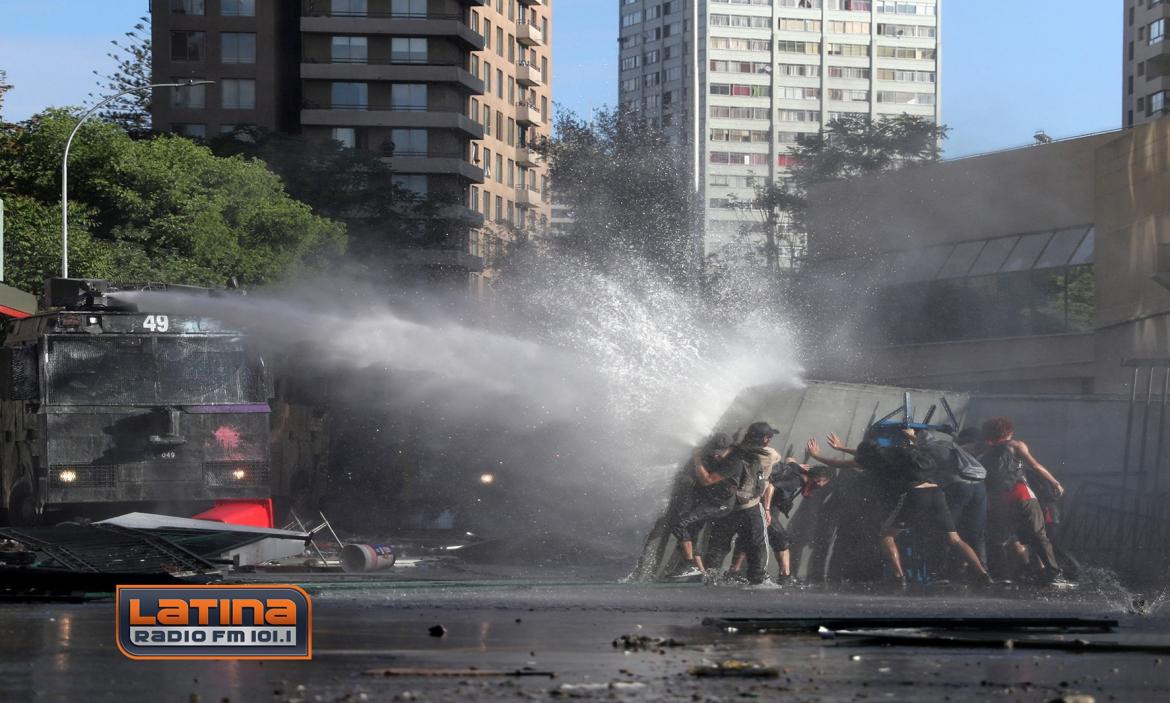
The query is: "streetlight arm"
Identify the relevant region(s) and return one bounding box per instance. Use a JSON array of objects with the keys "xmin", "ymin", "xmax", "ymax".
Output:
[{"xmin": 60, "ymin": 80, "xmax": 213, "ymax": 279}]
